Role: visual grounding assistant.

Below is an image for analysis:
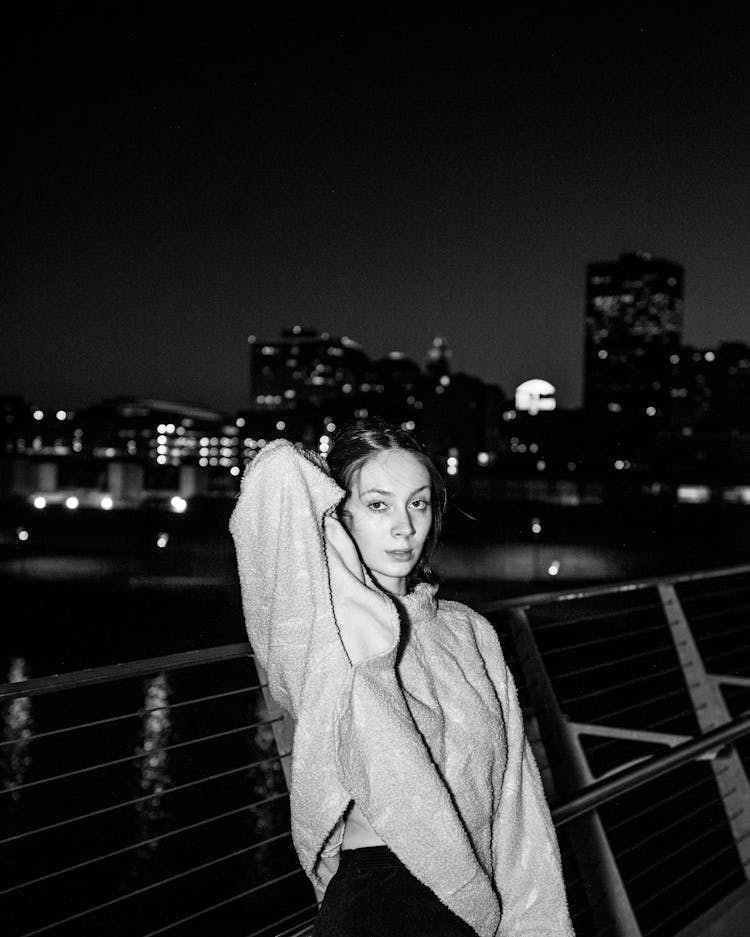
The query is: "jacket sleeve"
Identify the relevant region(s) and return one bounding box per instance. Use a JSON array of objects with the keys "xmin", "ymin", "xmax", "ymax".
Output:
[
  {"xmin": 228, "ymin": 440, "xmax": 349, "ymax": 718},
  {"xmin": 475, "ymin": 619, "xmax": 575, "ymax": 937},
  {"xmin": 228, "ymin": 439, "xmax": 401, "ymax": 714}
]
